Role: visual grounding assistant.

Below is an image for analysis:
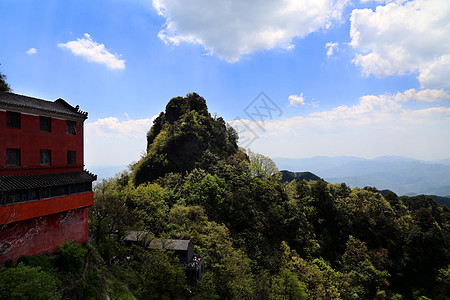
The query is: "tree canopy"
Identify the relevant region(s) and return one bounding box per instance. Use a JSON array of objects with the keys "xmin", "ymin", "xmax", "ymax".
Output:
[
  {"xmin": 132, "ymin": 93, "xmax": 238, "ymax": 185},
  {"xmin": 0, "ymin": 65, "xmax": 11, "ymax": 92},
  {"xmin": 4, "ymin": 93, "xmax": 449, "ymax": 299}
]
